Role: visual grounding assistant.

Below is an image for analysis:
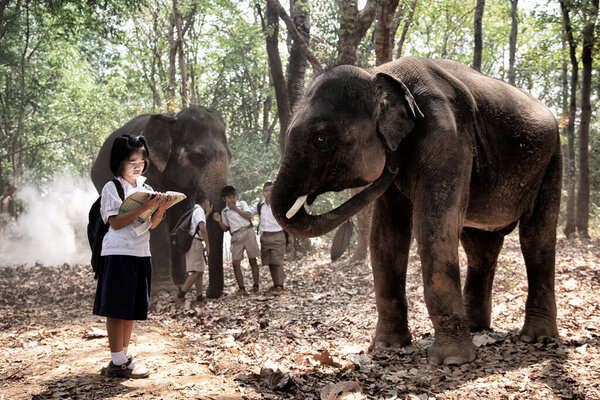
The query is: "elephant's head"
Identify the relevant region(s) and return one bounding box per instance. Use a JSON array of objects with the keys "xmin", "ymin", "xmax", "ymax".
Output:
[
  {"xmin": 271, "ymin": 65, "xmax": 423, "ymax": 238},
  {"xmin": 142, "ymin": 106, "xmax": 232, "ymax": 210}
]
